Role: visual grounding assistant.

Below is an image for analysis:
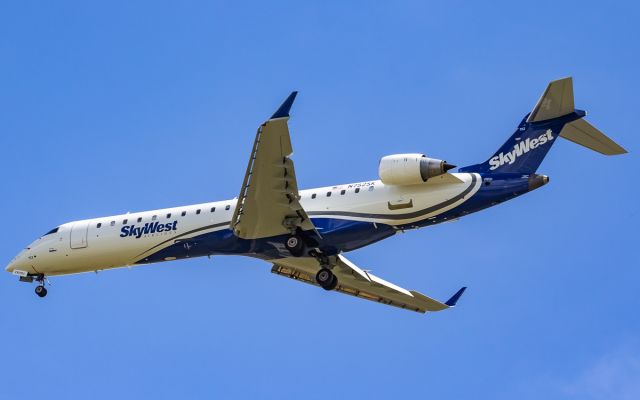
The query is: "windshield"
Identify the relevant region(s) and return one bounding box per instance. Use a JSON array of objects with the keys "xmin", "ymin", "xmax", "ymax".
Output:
[{"xmin": 42, "ymin": 227, "xmax": 59, "ymax": 236}]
